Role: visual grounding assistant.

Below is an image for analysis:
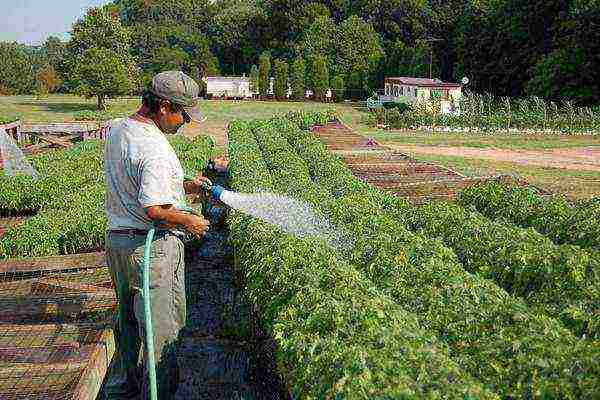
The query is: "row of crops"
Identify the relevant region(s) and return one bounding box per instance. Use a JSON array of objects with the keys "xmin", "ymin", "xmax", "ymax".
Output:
[
  {"xmin": 369, "ymin": 93, "xmax": 600, "ymax": 134},
  {"xmin": 459, "ymin": 182, "xmax": 600, "ymax": 250},
  {"xmin": 227, "ymin": 111, "xmax": 599, "ymax": 398},
  {"xmin": 0, "ymin": 136, "xmax": 214, "ymax": 259}
]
